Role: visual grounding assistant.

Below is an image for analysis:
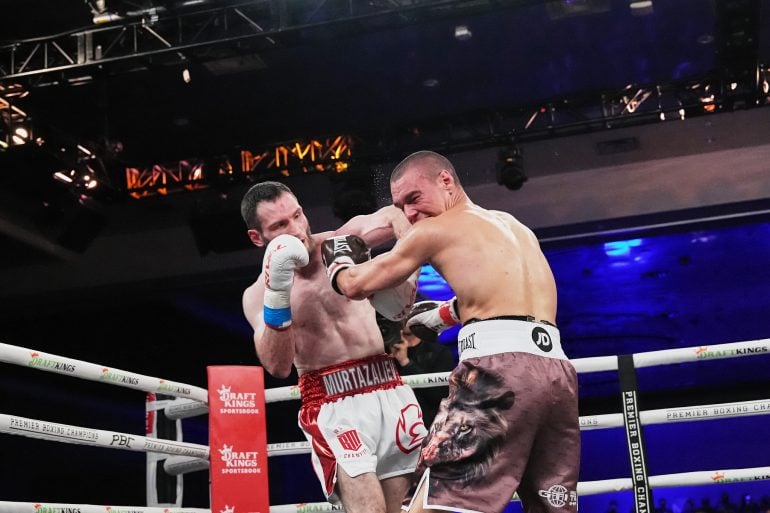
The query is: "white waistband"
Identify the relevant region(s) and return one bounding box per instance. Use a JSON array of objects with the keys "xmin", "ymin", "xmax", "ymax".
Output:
[{"xmin": 457, "ymin": 319, "xmax": 567, "ymax": 361}]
